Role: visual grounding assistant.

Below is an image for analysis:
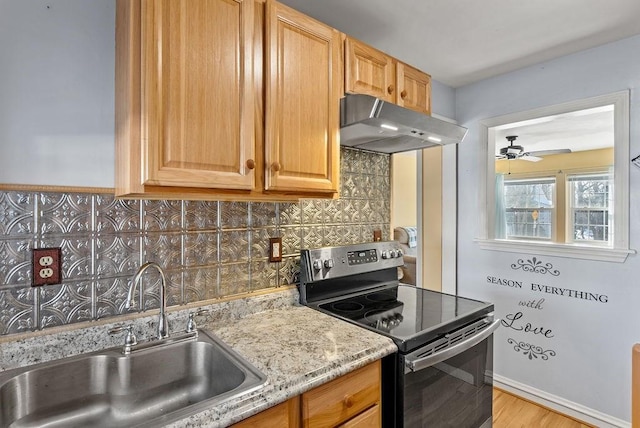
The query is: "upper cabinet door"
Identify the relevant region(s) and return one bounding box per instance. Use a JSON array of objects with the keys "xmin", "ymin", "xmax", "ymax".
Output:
[
  {"xmin": 264, "ymin": 1, "xmax": 341, "ymax": 193},
  {"xmin": 396, "ymin": 62, "xmax": 431, "ymax": 115},
  {"xmin": 142, "ymin": 0, "xmax": 256, "ymax": 189},
  {"xmin": 344, "ymin": 37, "xmax": 395, "ymax": 103}
]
